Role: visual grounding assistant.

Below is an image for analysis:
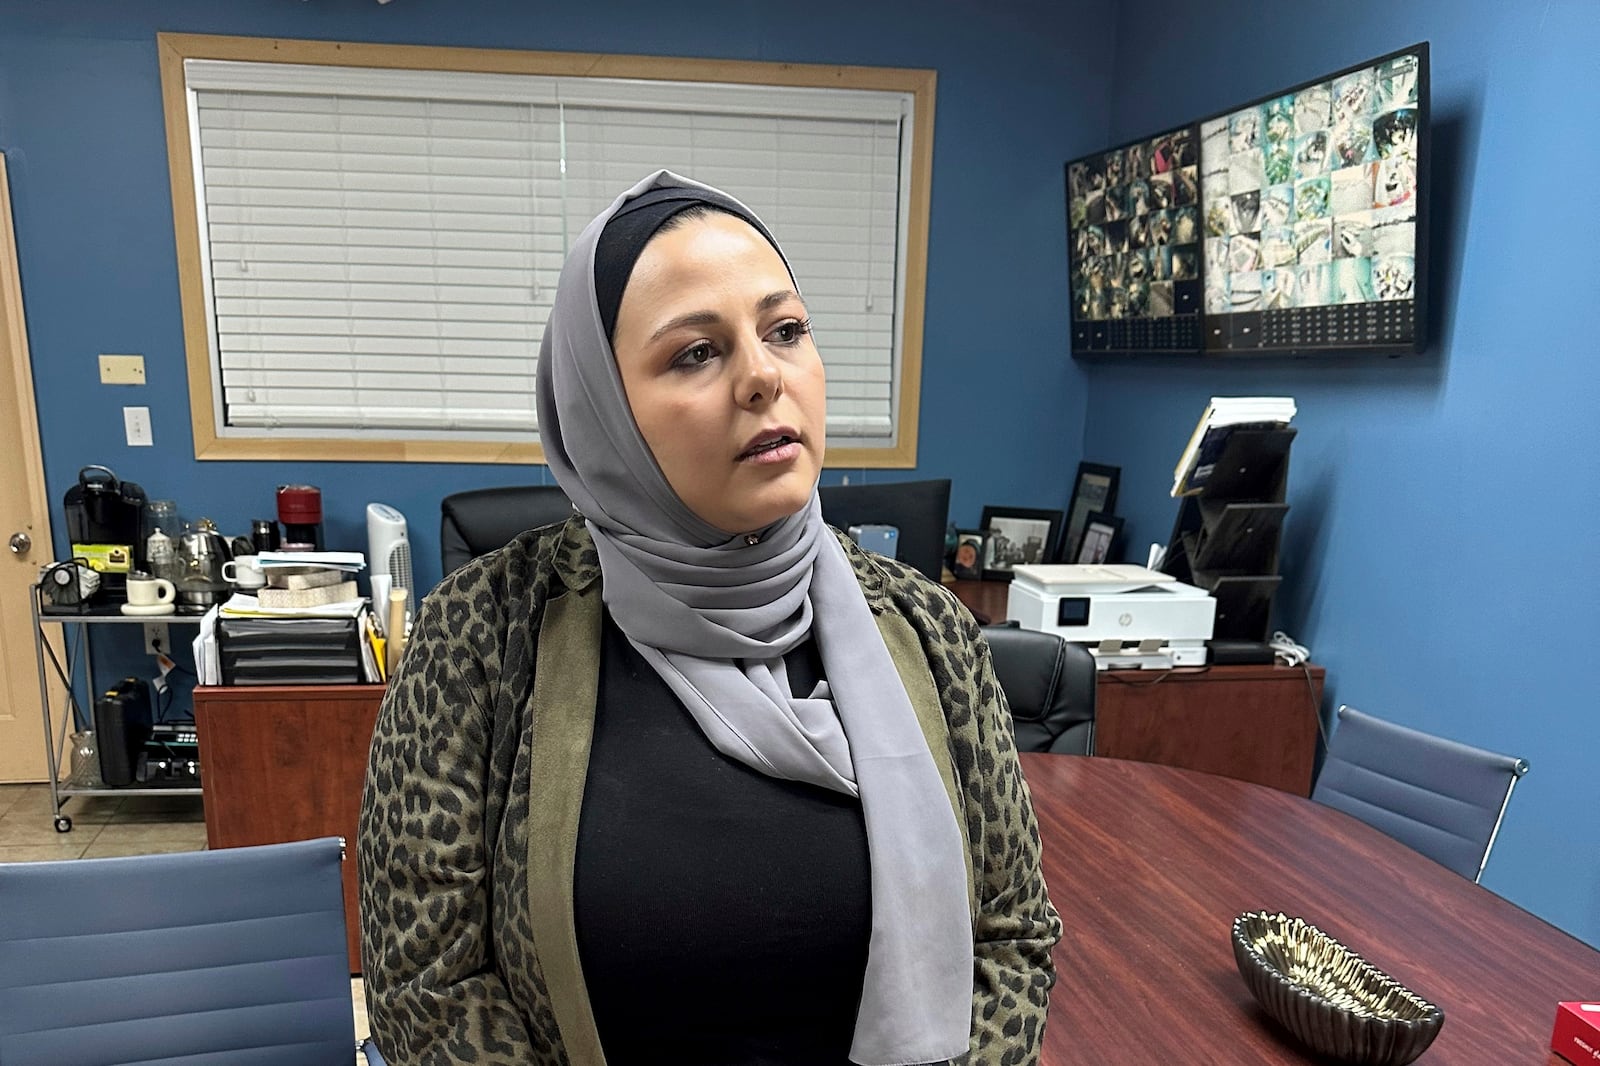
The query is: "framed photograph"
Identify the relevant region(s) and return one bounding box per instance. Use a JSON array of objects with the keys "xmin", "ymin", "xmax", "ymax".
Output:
[
  {"xmin": 1061, "ymin": 462, "xmax": 1121, "ymax": 563},
  {"xmin": 951, "ymin": 530, "xmax": 986, "ymax": 581},
  {"xmin": 979, "ymin": 506, "xmax": 1065, "ymax": 581},
  {"xmin": 1075, "ymin": 511, "xmax": 1126, "ymax": 565}
]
